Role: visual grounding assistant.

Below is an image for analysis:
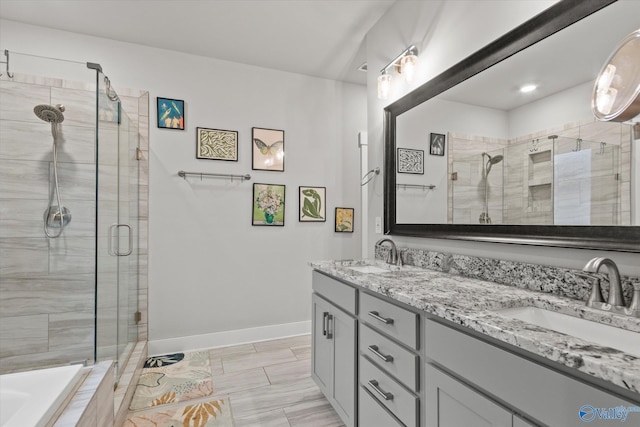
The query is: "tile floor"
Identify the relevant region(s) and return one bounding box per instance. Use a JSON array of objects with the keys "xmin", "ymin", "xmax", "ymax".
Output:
[{"xmin": 124, "ymin": 334, "xmax": 345, "ymax": 426}]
